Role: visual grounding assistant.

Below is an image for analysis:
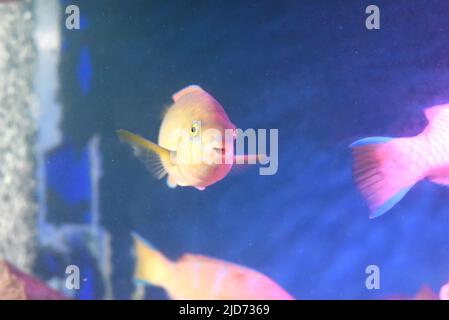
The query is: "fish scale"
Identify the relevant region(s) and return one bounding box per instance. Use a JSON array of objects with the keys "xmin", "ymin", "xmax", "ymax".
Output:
[{"xmin": 424, "ymin": 110, "xmax": 449, "ymax": 169}]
